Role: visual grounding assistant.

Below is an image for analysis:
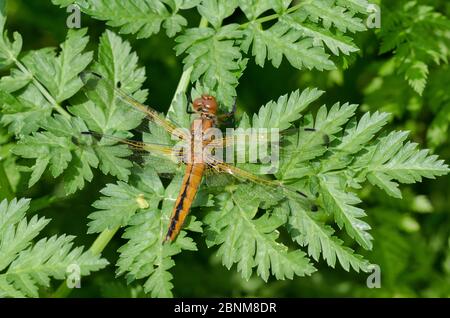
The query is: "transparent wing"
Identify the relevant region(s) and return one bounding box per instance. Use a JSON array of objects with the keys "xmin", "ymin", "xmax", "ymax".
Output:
[
  {"xmin": 79, "ymin": 131, "xmax": 183, "ymax": 177},
  {"xmin": 205, "ymin": 156, "xmax": 314, "ymax": 209},
  {"xmin": 206, "ymin": 127, "xmax": 330, "ymax": 155},
  {"xmin": 80, "ymin": 71, "xmax": 187, "ymax": 140}
]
